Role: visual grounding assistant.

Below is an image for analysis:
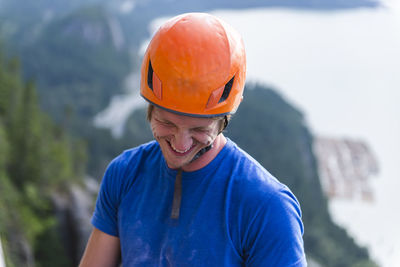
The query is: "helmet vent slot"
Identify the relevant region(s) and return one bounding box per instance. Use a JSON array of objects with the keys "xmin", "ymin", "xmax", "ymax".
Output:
[
  {"xmin": 218, "ymin": 76, "xmax": 234, "ymax": 103},
  {"xmin": 147, "ymin": 60, "xmax": 154, "ymax": 91}
]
